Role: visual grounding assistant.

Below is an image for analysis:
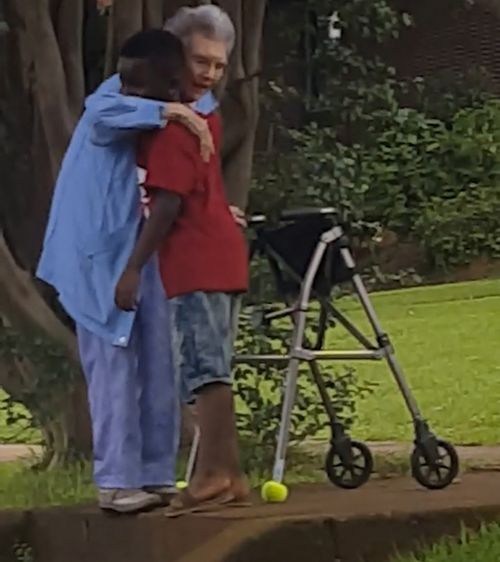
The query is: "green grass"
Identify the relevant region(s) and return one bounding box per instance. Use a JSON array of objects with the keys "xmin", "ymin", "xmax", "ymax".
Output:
[
  {"xmin": 393, "ymin": 524, "xmax": 500, "ymax": 562},
  {"xmin": 326, "ymin": 279, "xmax": 500, "ymax": 444},
  {"xmin": 0, "ymin": 447, "xmax": 322, "ymax": 509},
  {"xmin": 3, "ymin": 279, "xmax": 500, "ymax": 447},
  {"xmin": 0, "ymin": 390, "xmax": 40, "ymax": 444},
  {"xmin": 0, "ymin": 446, "xmax": 411, "ymax": 509},
  {"xmin": 0, "ymin": 461, "xmax": 96, "ymax": 509}
]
